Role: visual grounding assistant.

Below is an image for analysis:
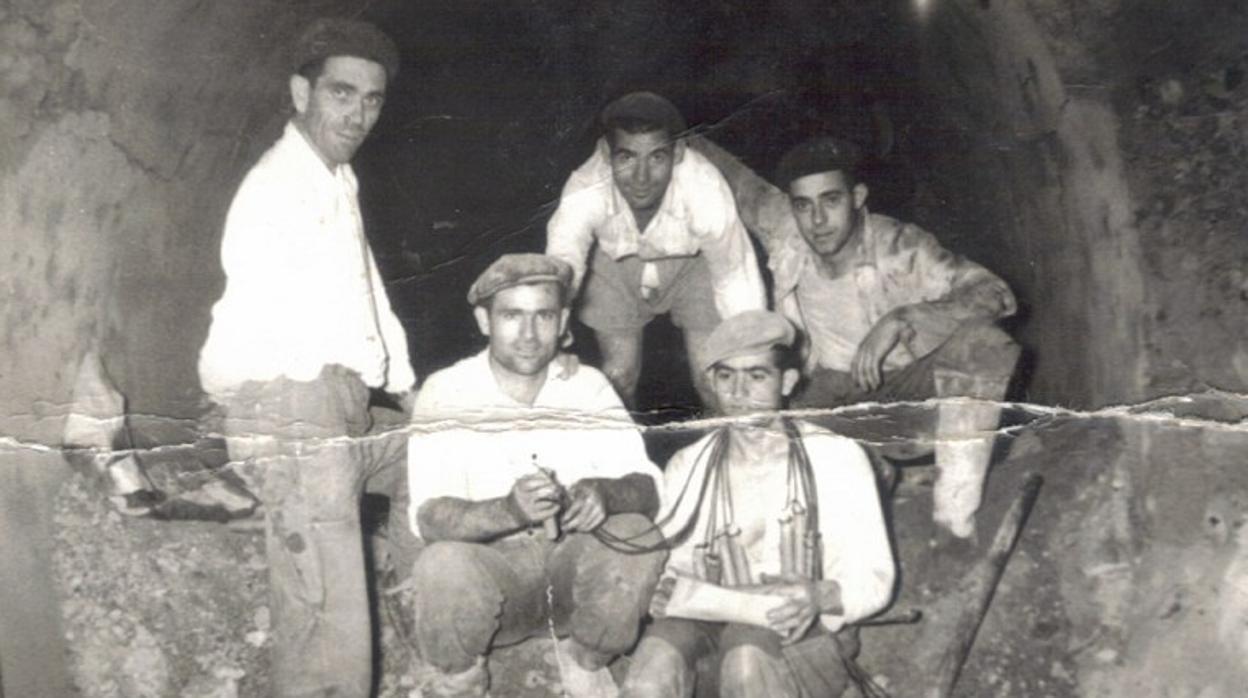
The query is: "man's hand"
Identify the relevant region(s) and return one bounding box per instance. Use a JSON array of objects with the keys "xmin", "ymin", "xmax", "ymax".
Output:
[
  {"xmin": 648, "ymin": 576, "xmax": 677, "ymax": 618},
  {"xmin": 396, "ymin": 389, "xmax": 417, "ymax": 416},
  {"xmin": 508, "ymin": 473, "xmax": 563, "ymax": 525},
  {"xmin": 560, "ymin": 480, "xmax": 607, "ymax": 532},
  {"xmin": 851, "ymin": 313, "xmax": 913, "ymax": 392},
  {"xmin": 760, "ymin": 573, "xmax": 822, "ymax": 645}
]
